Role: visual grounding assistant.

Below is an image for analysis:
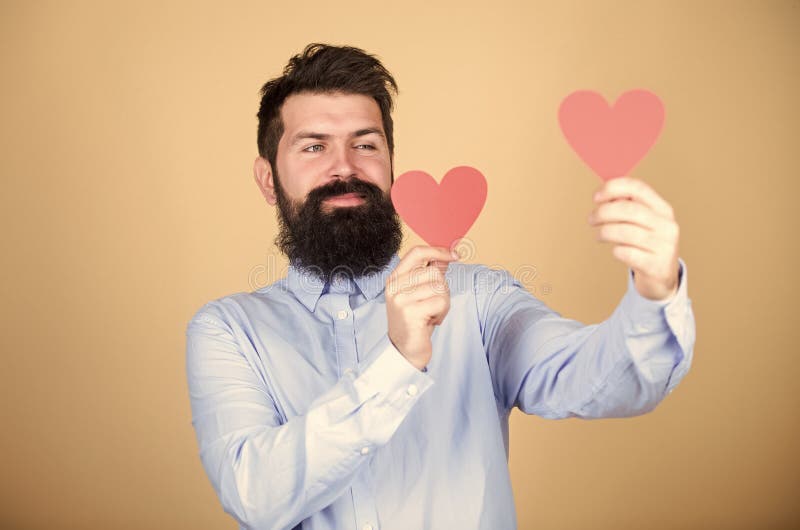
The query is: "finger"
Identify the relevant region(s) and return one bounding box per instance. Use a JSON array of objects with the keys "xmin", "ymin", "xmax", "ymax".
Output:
[
  {"xmin": 595, "ymin": 223, "xmax": 657, "ymax": 253},
  {"xmin": 400, "ymin": 262, "xmax": 446, "ymax": 287},
  {"xmin": 394, "ymin": 280, "xmax": 449, "ymax": 303},
  {"xmin": 393, "ymin": 245, "xmax": 459, "ymax": 277},
  {"xmin": 588, "ymin": 198, "xmax": 660, "ymax": 231},
  {"xmin": 415, "ymin": 295, "xmax": 450, "ymax": 323},
  {"xmin": 428, "ymin": 259, "xmax": 451, "ymax": 277},
  {"xmin": 593, "ymin": 177, "xmax": 674, "ymax": 219},
  {"xmin": 610, "ymin": 244, "xmax": 654, "ymax": 273},
  {"xmin": 387, "ymin": 264, "xmax": 446, "ymax": 297}
]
